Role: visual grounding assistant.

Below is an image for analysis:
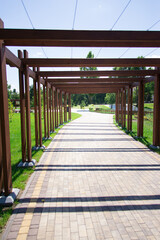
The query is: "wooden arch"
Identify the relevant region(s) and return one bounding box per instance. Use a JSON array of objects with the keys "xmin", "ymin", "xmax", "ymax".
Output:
[{"xmin": 0, "ymin": 18, "xmax": 160, "ymax": 195}]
